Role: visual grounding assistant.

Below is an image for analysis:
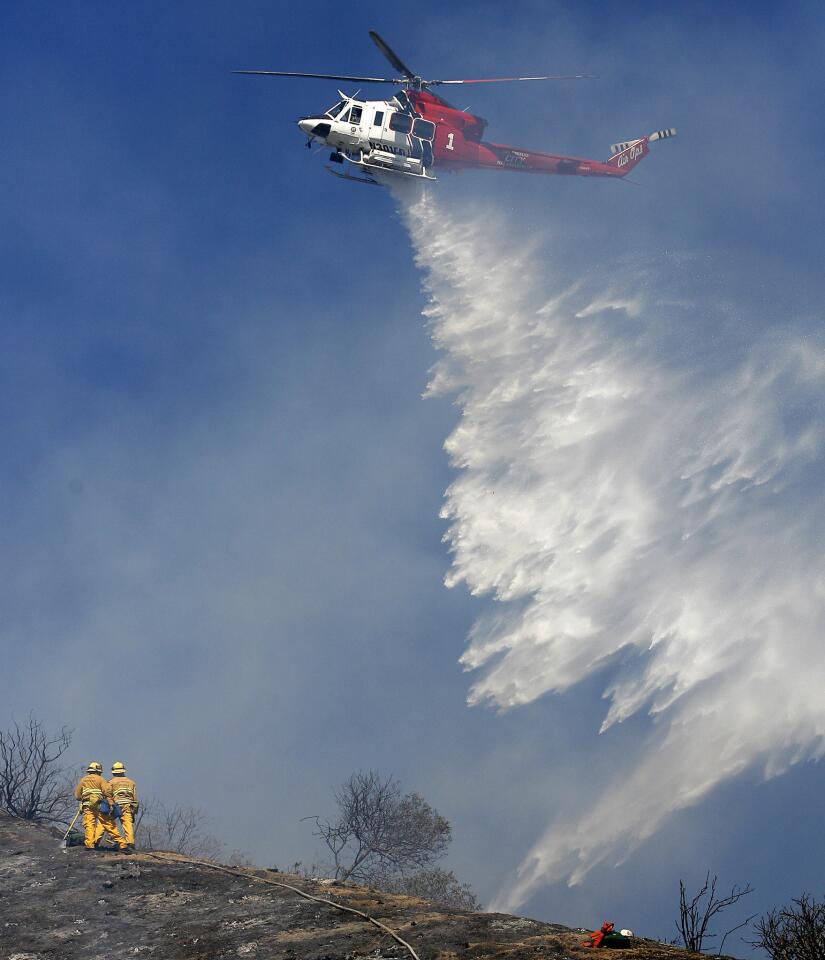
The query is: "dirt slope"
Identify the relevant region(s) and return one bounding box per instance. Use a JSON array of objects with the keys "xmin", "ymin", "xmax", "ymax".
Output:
[{"xmin": 0, "ymin": 811, "xmax": 702, "ymax": 960}]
